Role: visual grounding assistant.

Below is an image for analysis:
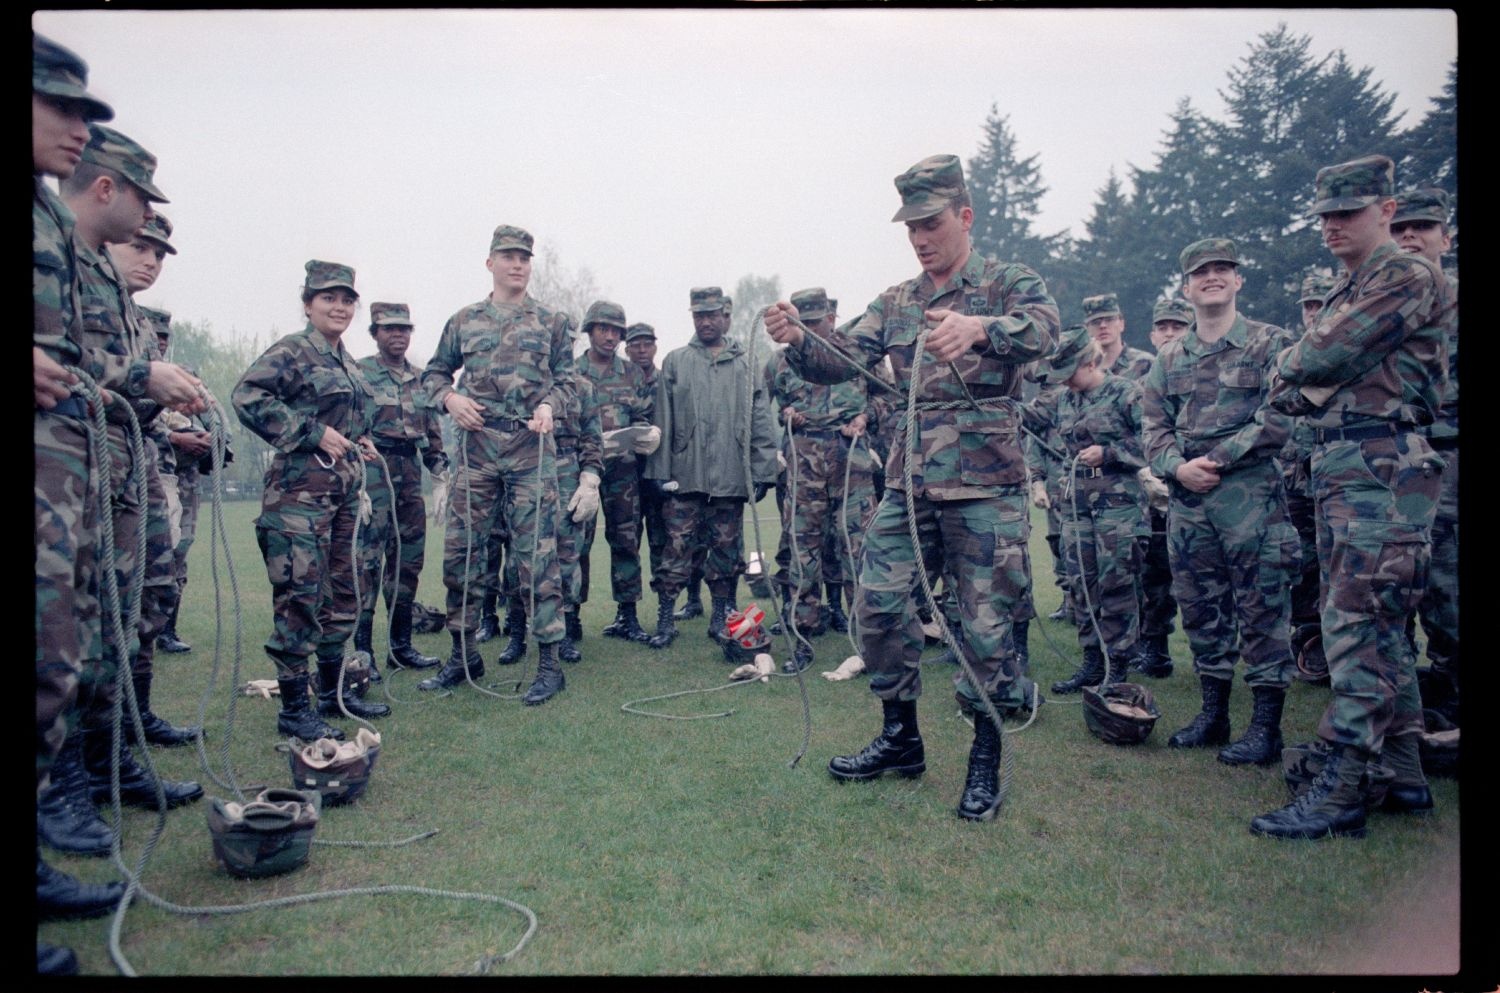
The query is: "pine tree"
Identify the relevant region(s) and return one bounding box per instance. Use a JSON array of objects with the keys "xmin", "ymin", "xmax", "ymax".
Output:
[{"xmin": 966, "ymin": 104, "xmax": 1065, "ymax": 267}]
